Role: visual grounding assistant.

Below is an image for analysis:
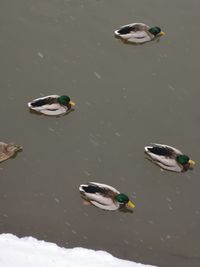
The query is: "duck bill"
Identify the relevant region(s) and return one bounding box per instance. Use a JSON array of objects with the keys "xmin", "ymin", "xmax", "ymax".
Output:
[
  {"xmin": 127, "ymin": 200, "xmax": 135, "ymax": 209},
  {"xmin": 69, "ymin": 101, "xmax": 75, "ymax": 106},
  {"xmin": 13, "ymin": 145, "xmax": 23, "ymax": 151},
  {"xmin": 159, "ymin": 31, "xmax": 165, "ymax": 36},
  {"xmin": 188, "ymin": 159, "xmax": 195, "ymax": 168},
  {"xmin": 17, "ymin": 145, "xmax": 23, "ymax": 151}
]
